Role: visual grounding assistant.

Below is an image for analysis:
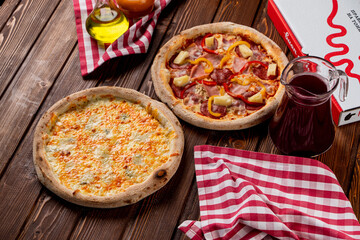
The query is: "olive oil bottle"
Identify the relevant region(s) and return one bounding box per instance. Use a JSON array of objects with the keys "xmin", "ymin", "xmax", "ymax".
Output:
[{"xmin": 86, "ymin": 0, "xmax": 129, "ymax": 44}]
